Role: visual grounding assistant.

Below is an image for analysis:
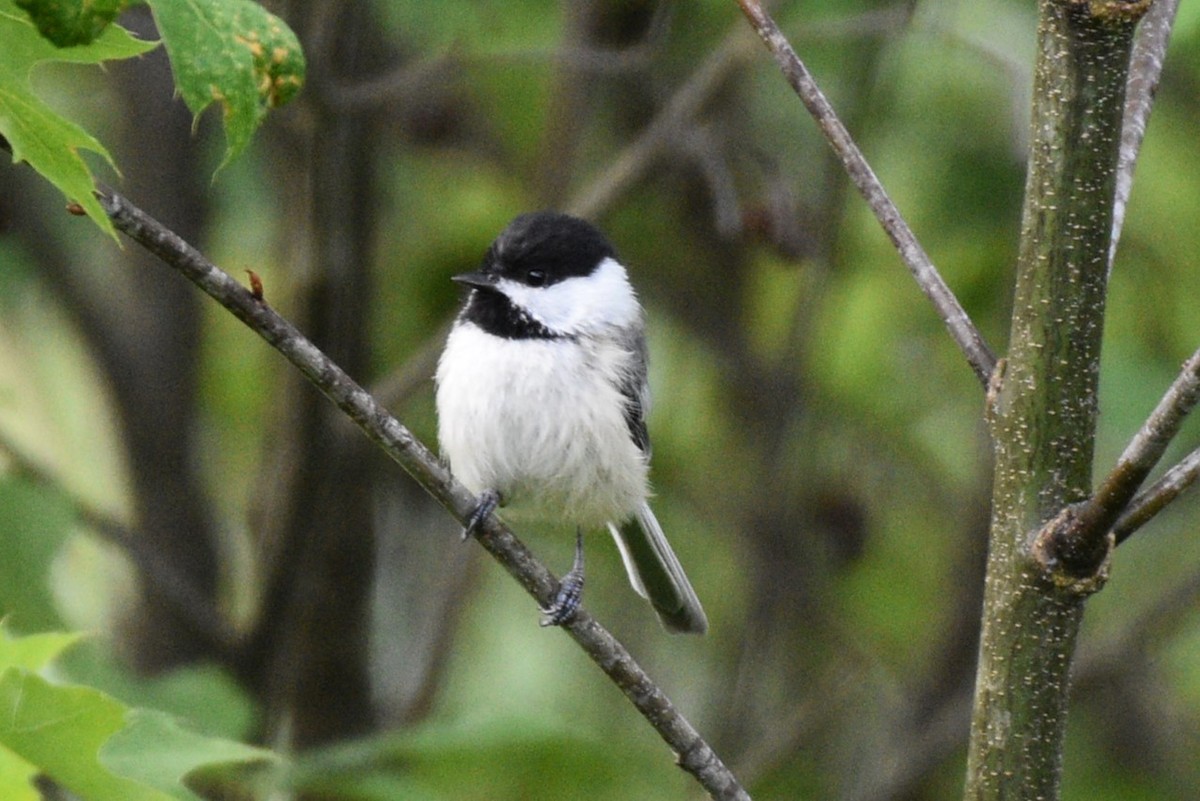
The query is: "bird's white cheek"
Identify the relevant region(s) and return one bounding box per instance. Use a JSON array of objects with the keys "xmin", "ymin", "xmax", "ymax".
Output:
[{"xmin": 500, "ymin": 258, "xmax": 640, "ymax": 336}]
